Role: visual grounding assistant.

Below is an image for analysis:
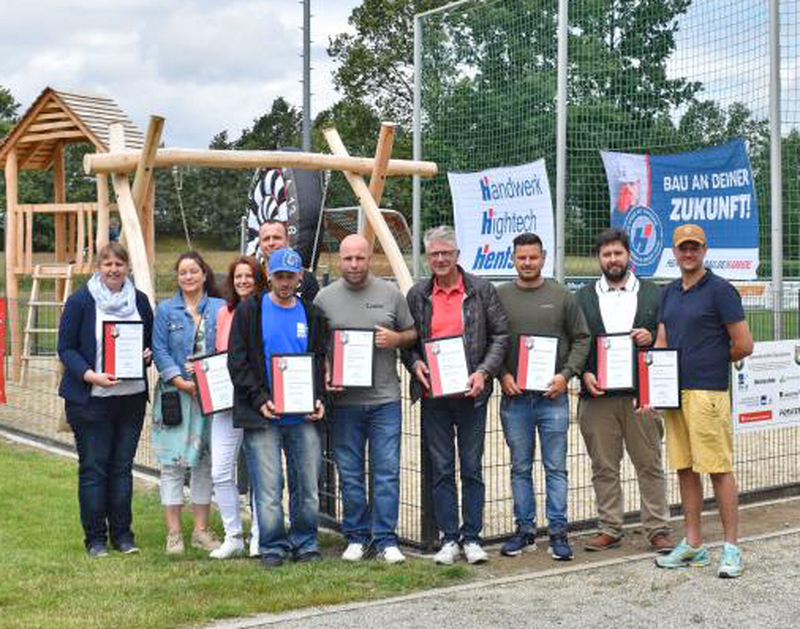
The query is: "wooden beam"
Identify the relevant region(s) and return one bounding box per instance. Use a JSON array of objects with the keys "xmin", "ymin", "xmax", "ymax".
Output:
[
  {"xmin": 323, "ymin": 127, "xmax": 413, "ymax": 294},
  {"xmin": 131, "ymin": 116, "xmax": 164, "ymax": 212},
  {"xmin": 18, "ymin": 141, "xmax": 49, "ymax": 169},
  {"xmin": 84, "ymin": 147, "xmax": 439, "ymax": 178},
  {"xmin": 96, "ymin": 175, "xmax": 110, "ymax": 251},
  {"xmin": 18, "ymin": 129, "xmax": 87, "ymax": 144},
  {"xmin": 27, "ymin": 120, "xmax": 80, "ymax": 133},
  {"xmin": 34, "ymin": 112, "xmax": 71, "ymax": 122},
  {"xmin": 364, "ymin": 122, "xmax": 396, "ymax": 245},
  {"xmin": 4, "ymin": 148, "xmax": 21, "ymax": 381},
  {"xmin": 108, "ymin": 123, "xmax": 155, "ymax": 305},
  {"xmin": 53, "ymin": 142, "xmax": 67, "ymax": 299}
]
